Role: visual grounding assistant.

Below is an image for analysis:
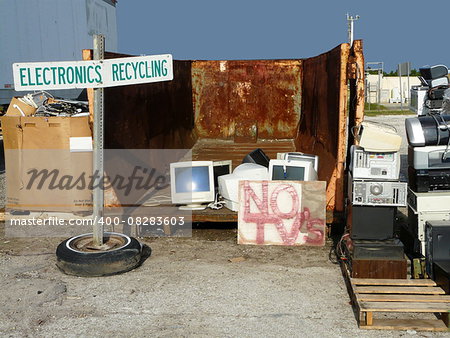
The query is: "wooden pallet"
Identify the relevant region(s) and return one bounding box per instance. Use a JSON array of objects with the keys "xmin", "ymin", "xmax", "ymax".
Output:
[{"xmin": 343, "ymin": 264, "xmax": 450, "ymax": 331}]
